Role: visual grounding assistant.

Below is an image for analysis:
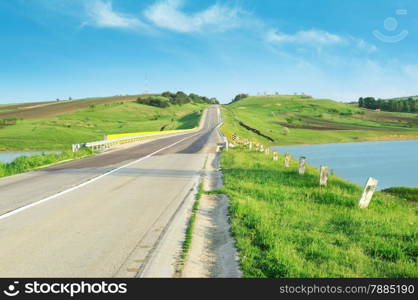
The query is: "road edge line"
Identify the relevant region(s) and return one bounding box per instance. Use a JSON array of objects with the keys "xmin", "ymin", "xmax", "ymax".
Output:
[{"xmin": 0, "ymin": 131, "xmax": 201, "ymax": 221}]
